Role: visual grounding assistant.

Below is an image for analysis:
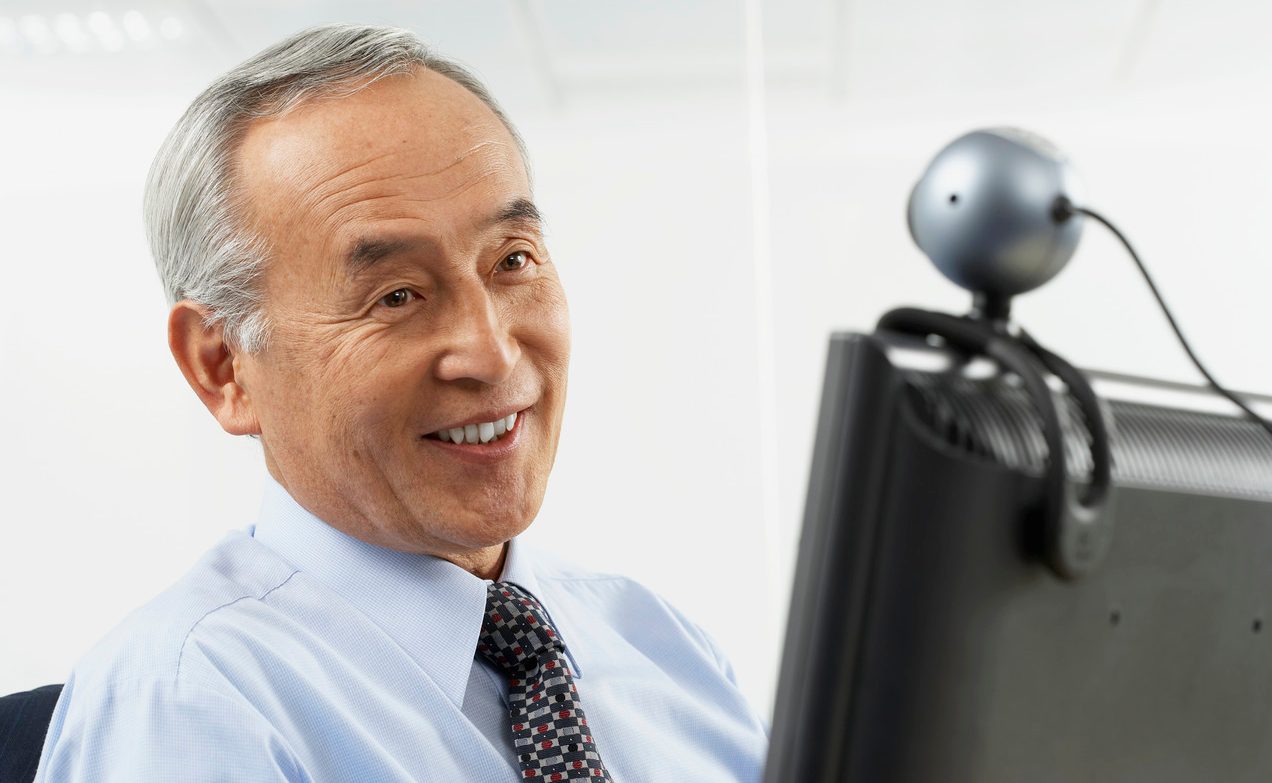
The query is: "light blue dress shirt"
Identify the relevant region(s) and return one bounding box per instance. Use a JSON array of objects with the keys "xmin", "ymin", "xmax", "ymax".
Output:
[{"xmin": 35, "ymin": 478, "xmax": 769, "ymax": 781}]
